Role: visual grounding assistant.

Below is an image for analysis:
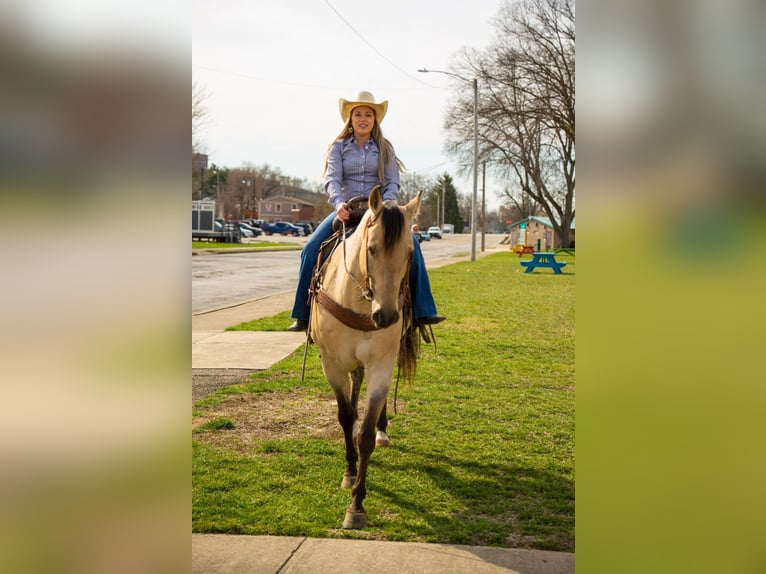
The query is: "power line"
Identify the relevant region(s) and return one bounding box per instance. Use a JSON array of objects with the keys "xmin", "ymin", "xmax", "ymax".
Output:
[
  {"xmin": 411, "ymin": 160, "xmax": 451, "ymax": 173},
  {"xmin": 322, "ymin": 0, "xmax": 434, "ymax": 87},
  {"xmin": 193, "ymin": 64, "xmax": 433, "ymax": 92}
]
